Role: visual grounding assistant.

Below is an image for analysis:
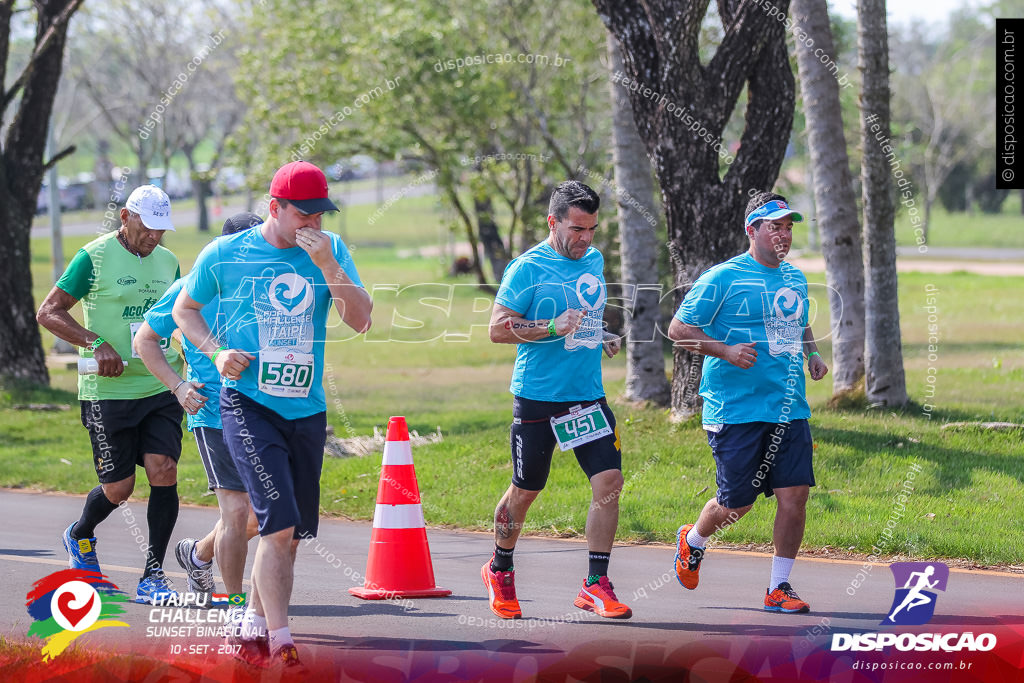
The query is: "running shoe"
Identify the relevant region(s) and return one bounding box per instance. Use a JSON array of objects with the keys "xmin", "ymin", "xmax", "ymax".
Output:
[
  {"xmin": 481, "ymin": 557, "xmax": 522, "ymax": 619},
  {"xmin": 674, "ymin": 523, "xmax": 704, "ymax": 590},
  {"xmin": 62, "ymin": 522, "xmax": 101, "ymax": 573},
  {"xmin": 175, "ymin": 537, "xmax": 215, "ymax": 596},
  {"xmin": 764, "ymin": 581, "xmax": 810, "ymax": 613},
  {"xmin": 135, "ymin": 569, "xmax": 178, "ymax": 604},
  {"xmin": 225, "ymin": 630, "xmax": 269, "ymax": 668},
  {"xmin": 269, "ymin": 644, "xmax": 305, "ymax": 673},
  {"xmin": 574, "ymin": 576, "xmax": 632, "ymax": 618}
]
